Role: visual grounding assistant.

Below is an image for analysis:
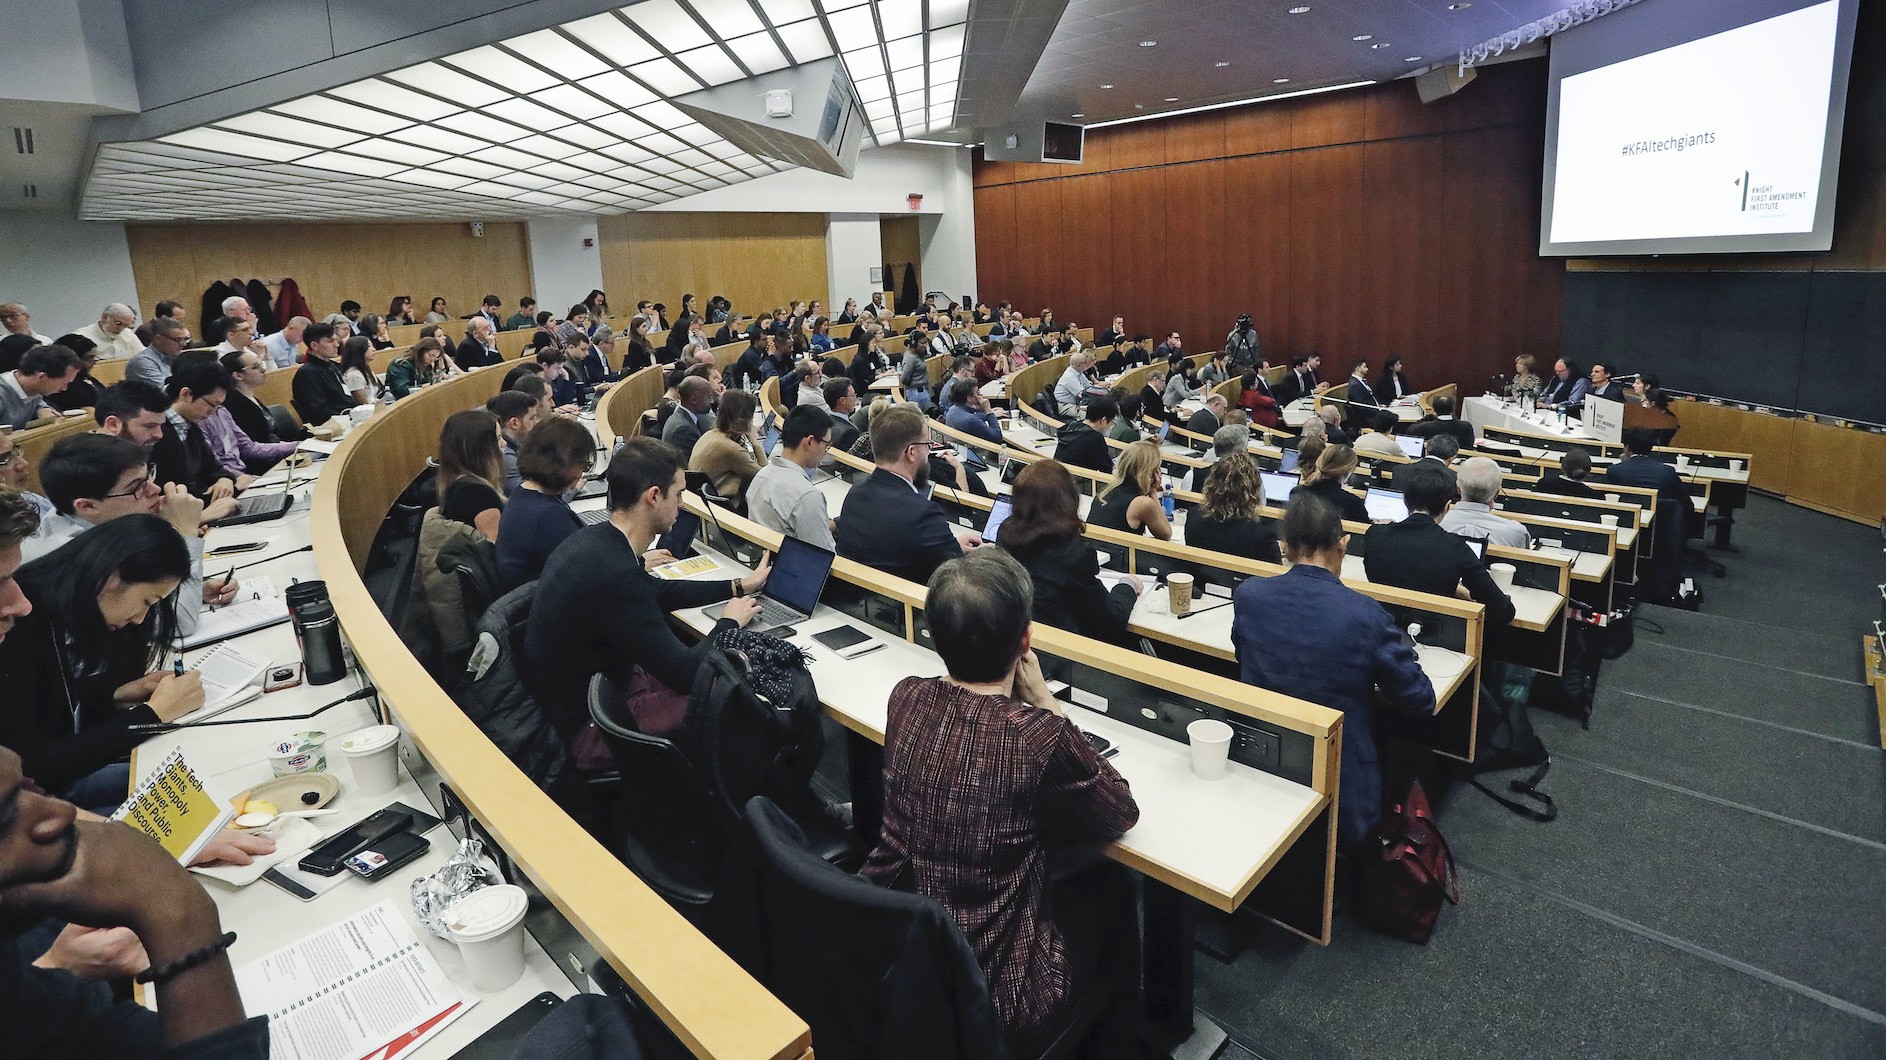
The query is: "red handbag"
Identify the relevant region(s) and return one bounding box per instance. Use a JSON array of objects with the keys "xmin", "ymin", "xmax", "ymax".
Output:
[{"xmin": 1359, "ymin": 780, "xmax": 1460, "ymax": 944}]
